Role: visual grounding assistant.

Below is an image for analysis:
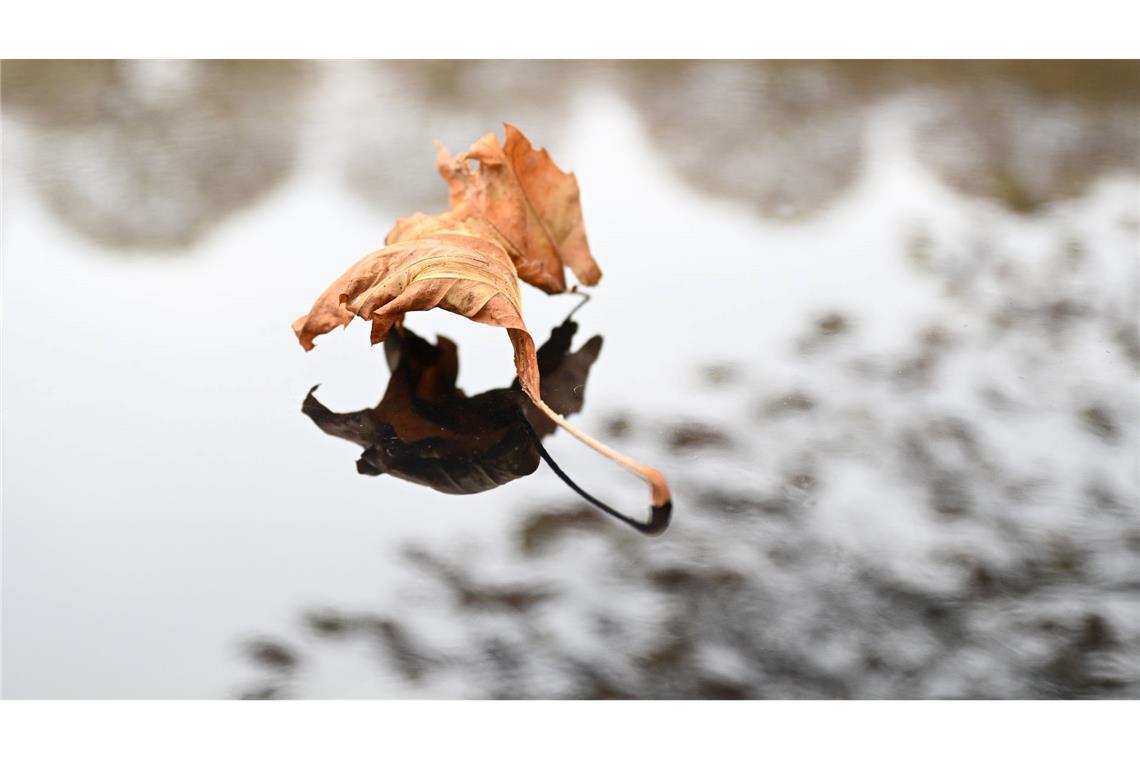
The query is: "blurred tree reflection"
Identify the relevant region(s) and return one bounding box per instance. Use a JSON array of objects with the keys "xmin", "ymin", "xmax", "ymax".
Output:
[
  {"xmin": 3, "ymin": 60, "xmax": 1135, "ymax": 250},
  {"xmin": 343, "ymin": 60, "xmax": 1136, "ymax": 222},
  {"xmin": 239, "ymin": 210, "xmax": 1138, "ymax": 698},
  {"xmin": 911, "ymin": 61, "xmax": 1139, "ymax": 214},
  {"xmin": 616, "ymin": 60, "xmax": 1138, "ymax": 218},
  {"xmin": 2, "ymin": 60, "xmax": 310, "ymax": 249},
  {"xmin": 341, "ymin": 60, "xmax": 606, "ymax": 213},
  {"xmin": 617, "ymin": 60, "xmax": 867, "ymax": 220}
]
